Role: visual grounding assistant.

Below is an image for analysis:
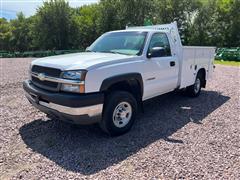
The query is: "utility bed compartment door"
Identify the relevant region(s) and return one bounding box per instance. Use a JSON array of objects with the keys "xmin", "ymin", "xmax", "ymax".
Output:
[
  {"xmin": 180, "ymin": 48, "xmax": 196, "ymax": 88},
  {"xmin": 180, "ymin": 47, "xmax": 215, "ymax": 88}
]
